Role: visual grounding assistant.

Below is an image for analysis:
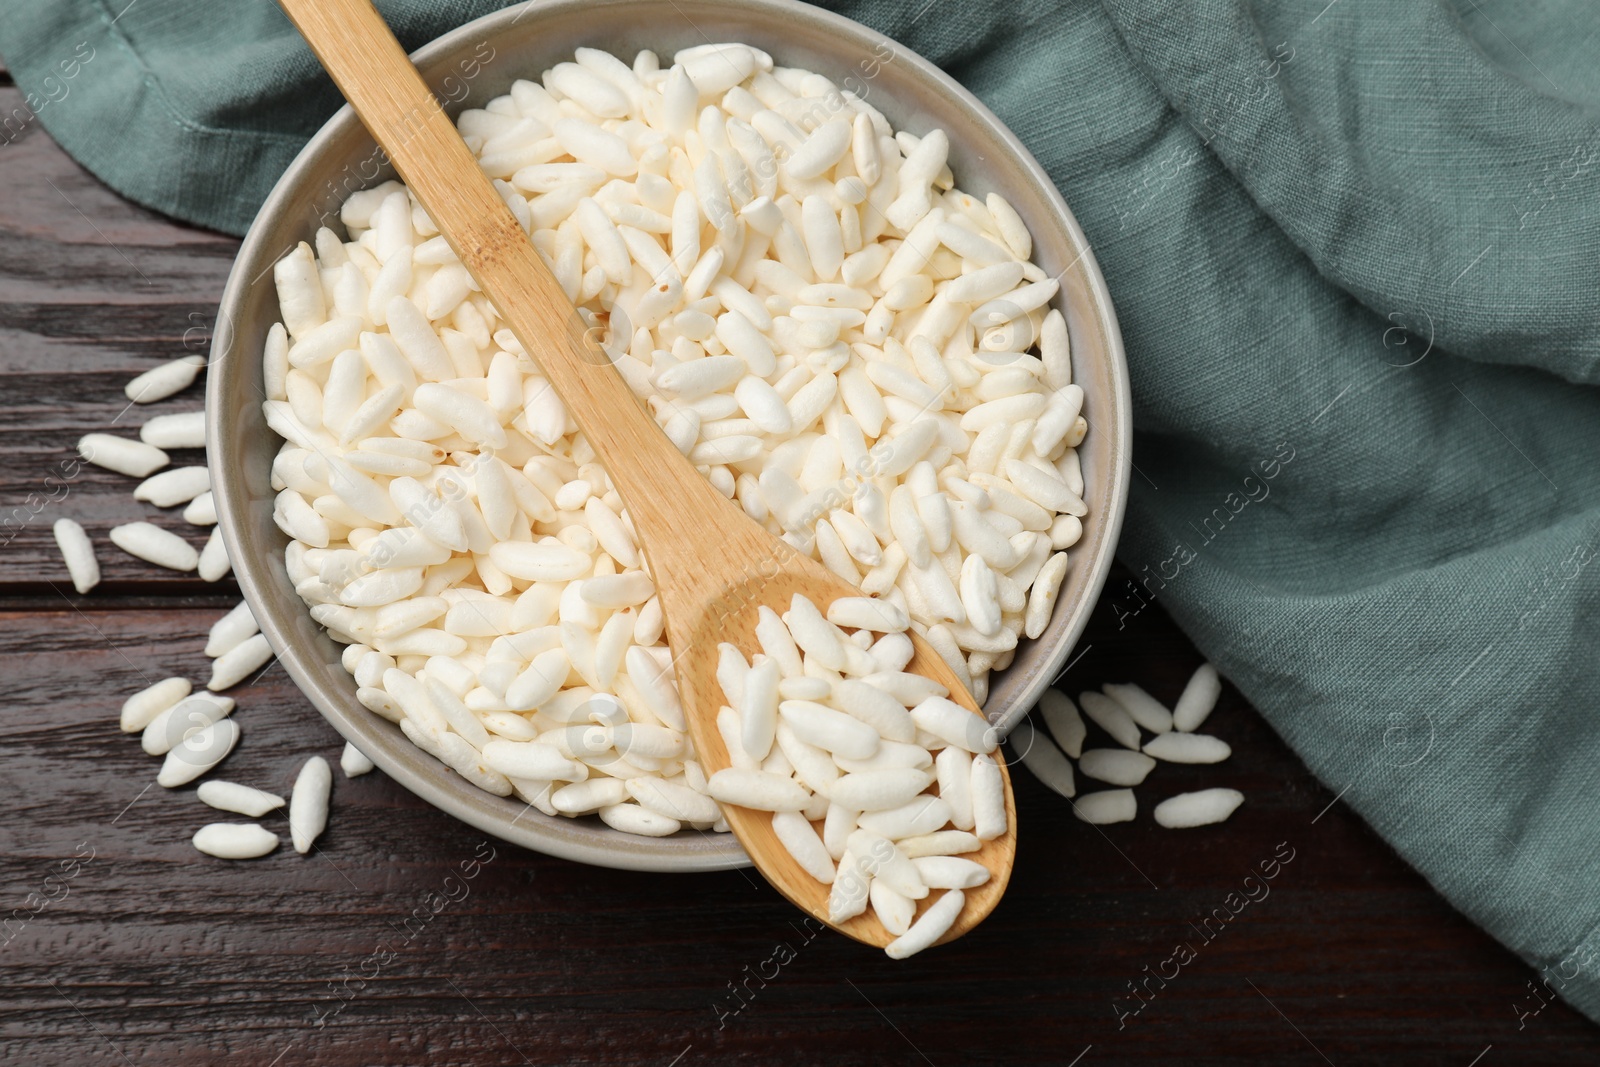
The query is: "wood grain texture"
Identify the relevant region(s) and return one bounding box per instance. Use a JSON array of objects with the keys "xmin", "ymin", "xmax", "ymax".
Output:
[
  {"xmin": 0, "ymin": 85, "xmax": 236, "ymax": 597},
  {"xmin": 272, "ymin": 0, "xmax": 1012, "ymax": 948},
  {"xmin": 1, "ymin": 60, "xmax": 1597, "ymax": 1067},
  {"xmin": 7, "ymin": 597, "xmax": 1600, "ymax": 1066}
]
